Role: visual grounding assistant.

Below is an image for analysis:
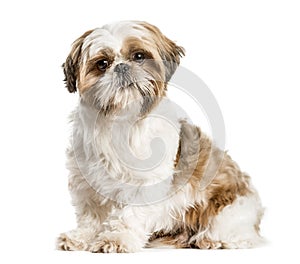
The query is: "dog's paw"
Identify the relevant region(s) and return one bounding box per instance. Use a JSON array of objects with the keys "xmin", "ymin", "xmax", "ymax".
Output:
[
  {"xmin": 193, "ymin": 238, "xmax": 223, "ymax": 249},
  {"xmin": 56, "ymin": 231, "xmax": 88, "ymax": 251},
  {"xmin": 89, "ymin": 232, "xmax": 142, "ymax": 253},
  {"xmin": 89, "ymin": 239, "xmax": 129, "ymax": 253}
]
